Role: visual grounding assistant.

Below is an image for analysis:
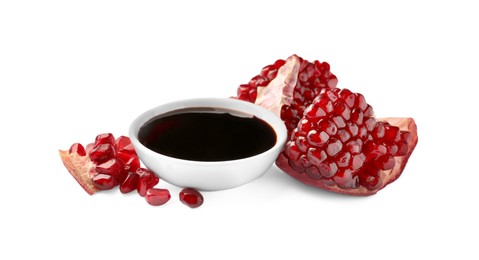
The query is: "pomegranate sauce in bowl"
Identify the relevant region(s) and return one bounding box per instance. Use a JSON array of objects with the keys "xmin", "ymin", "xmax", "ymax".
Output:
[
  {"xmin": 129, "ymin": 98, "xmax": 287, "ymax": 191},
  {"xmin": 138, "ymin": 108, "xmax": 277, "ymax": 162}
]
